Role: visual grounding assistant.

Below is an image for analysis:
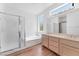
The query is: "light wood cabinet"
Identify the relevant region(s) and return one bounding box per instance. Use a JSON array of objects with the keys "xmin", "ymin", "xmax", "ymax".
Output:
[
  {"xmin": 49, "ymin": 45, "xmax": 58, "ymax": 53},
  {"xmin": 42, "ymin": 34, "xmax": 79, "ymax": 56},
  {"xmin": 60, "ymin": 44, "xmax": 79, "ymax": 56},
  {"xmin": 60, "ymin": 39, "xmax": 79, "ymax": 56},
  {"xmin": 49, "ymin": 36, "xmax": 59, "ymax": 53},
  {"xmin": 42, "ymin": 35, "xmax": 49, "ymax": 48}
]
